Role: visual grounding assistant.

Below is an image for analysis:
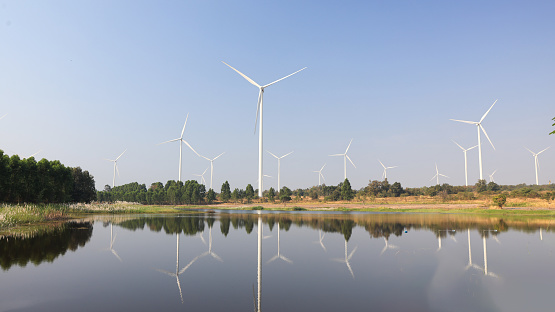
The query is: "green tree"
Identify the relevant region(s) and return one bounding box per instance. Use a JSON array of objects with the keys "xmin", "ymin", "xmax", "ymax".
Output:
[
  {"xmin": 206, "ymin": 188, "xmax": 216, "ymax": 204},
  {"xmin": 492, "ymin": 194, "xmax": 507, "ymax": 208},
  {"xmin": 279, "ymin": 186, "xmax": 292, "ymax": 203},
  {"xmin": 475, "ymin": 179, "xmax": 487, "ymax": 193},
  {"xmin": 245, "ymin": 184, "xmax": 255, "ymax": 203},
  {"xmin": 231, "ymin": 188, "xmax": 240, "ymax": 203},
  {"xmin": 487, "ymin": 181, "xmax": 500, "ymax": 192},
  {"xmin": 71, "ymin": 167, "xmax": 96, "ymax": 203},
  {"xmin": 341, "ymin": 178, "xmax": 353, "ymax": 200},
  {"xmin": 267, "ymin": 187, "xmax": 275, "ymax": 202},
  {"xmin": 390, "ymin": 182, "xmax": 403, "ymax": 197},
  {"xmin": 220, "ymin": 181, "xmax": 231, "ymax": 203},
  {"xmin": 550, "ymin": 117, "xmax": 555, "ymax": 135}
]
